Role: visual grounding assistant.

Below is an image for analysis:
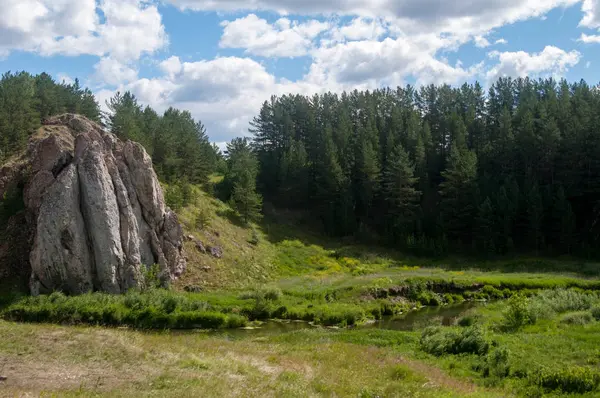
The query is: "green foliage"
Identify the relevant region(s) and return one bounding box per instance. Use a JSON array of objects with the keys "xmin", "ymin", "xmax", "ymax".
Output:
[
  {"xmin": 106, "ymin": 93, "xmax": 219, "ymax": 184},
  {"xmin": 248, "ymin": 78, "xmax": 600, "ymax": 258},
  {"xmin": 1, "ymin": 290, "xmax": 247, "ymax": 330},
  {"xmin": 220, "ymin": 138, "xmax": 263, "ymax": 223},
  {"xmin": 502, "ymin": 294, "xmax": 533, "ymax": 331},
  {"xmin": 530, "ymin": 366, "xmax": 600, "ymax": 394},
  {"xmin": 591, "ymin": 306, "xmax": 600, "ymax": 321},
  {"xmin": 419, "ymin": 326, "xmax": 490, "ymax": 356},
  {"xmin": 0, "ymin": 71, "xmax": 100, "ymax": 161},
  {"xmin": 457, "ymin": 315, "xmax": 479, "ymax": 327},
  {"xmin": 142, "ymin": 264, "xmax": 163, "ymax": 291},
  {"xmin": 560, "ymin": 311, "xmax": 594, "ymax": 325},
  {"xmin": 482, "ymin": 347, "xmax": 511, "ymax": 378}
]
